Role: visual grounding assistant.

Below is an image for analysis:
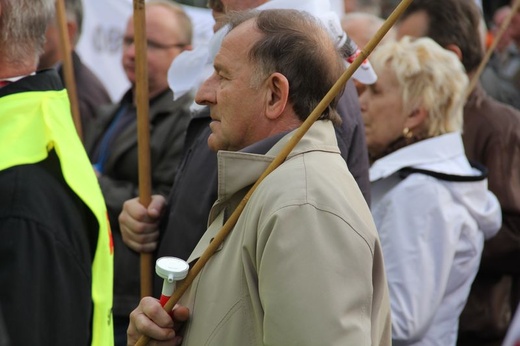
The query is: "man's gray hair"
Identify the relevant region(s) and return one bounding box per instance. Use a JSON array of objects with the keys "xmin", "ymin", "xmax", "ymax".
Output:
[{"xmin": 0, "ymin": 0, "xmax": 55, "ymax": 64}]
